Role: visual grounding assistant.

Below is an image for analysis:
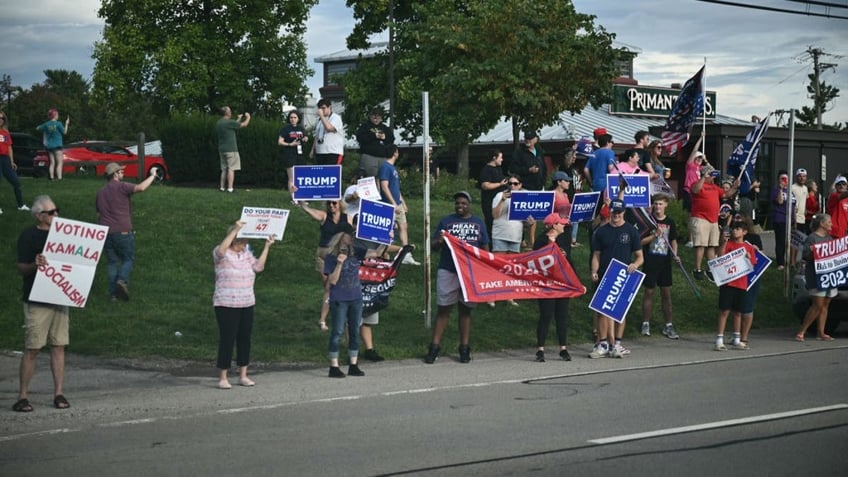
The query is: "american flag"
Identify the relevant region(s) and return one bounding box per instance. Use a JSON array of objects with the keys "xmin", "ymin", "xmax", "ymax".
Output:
[
  {"xmin": 662, "ymin": 65, "xmax": 705, "ymax": 156},
  {"xmin": 726, "ymin": 113, "xmax": 771, "ymax": 195}
]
